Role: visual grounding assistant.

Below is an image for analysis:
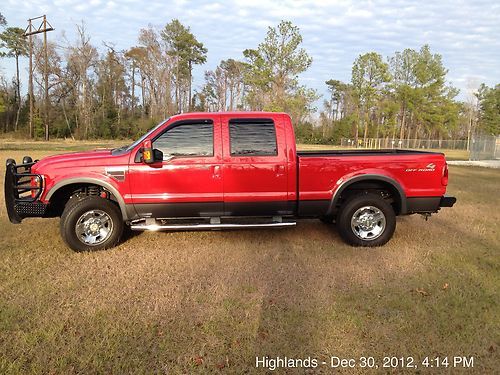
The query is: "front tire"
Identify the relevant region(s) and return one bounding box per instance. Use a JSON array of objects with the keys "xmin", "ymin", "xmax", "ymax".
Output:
[
  {"xmin": 60, "ymin": 196, "xmax": 124, "ymax": 252},
  {"xmin": 337, "ymin": 193, "xmax": 396, "ymax": 247}
]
